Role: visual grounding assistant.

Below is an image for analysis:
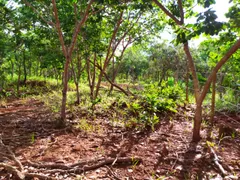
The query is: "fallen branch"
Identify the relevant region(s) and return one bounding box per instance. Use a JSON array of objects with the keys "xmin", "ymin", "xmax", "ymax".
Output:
[
  {"xmin": 25, "ymin": 160, "xmax": 70, "ymax": 170},
  {"xmin": 25, "ymin": 157, "xmax": 142, "ymax": 175},
  {"xmin": 208, "ymin": 145, "xmax": 227, "ymax": 176}
]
